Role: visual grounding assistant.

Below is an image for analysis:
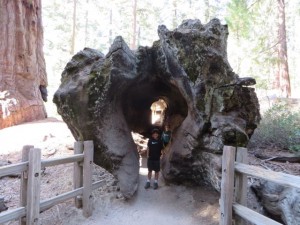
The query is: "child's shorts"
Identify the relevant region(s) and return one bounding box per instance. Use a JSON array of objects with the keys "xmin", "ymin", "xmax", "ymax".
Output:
[{"xmin": 147, "ymin": 159, "xmax": 160, "ymax": 172}]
